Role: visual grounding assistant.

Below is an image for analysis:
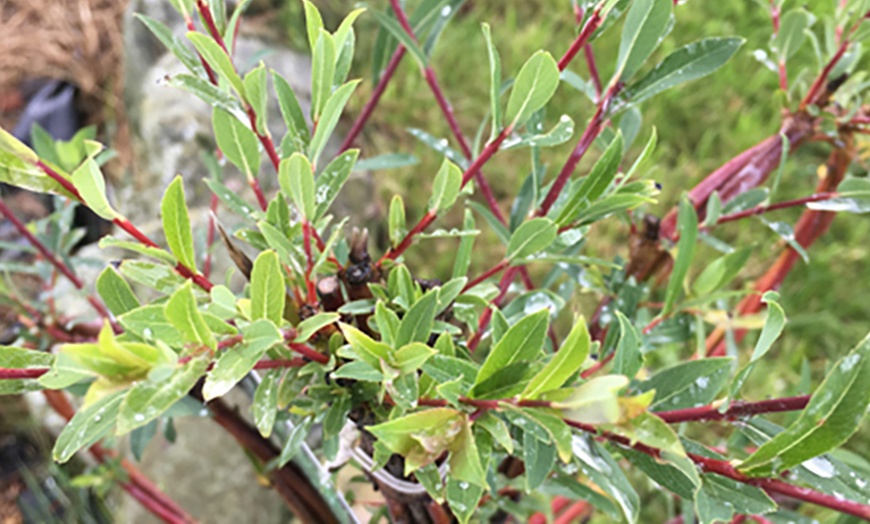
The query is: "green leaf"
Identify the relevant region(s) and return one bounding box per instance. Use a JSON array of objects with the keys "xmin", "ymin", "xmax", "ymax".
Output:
[
  {"xmin": 445, "ymin": 477, "xmax": 484, "ymax": 524},
  {"xmin": 555, "ymin": 132, "xmax": 624, "ymax": 226},
  {"xmin": 338, "ymin": 323, "xmax": 393, "ymax": 369},
  {"xmin": 730, "ymin": 292, "xmax": 786, "ymax": 398},
  {"xmin": 272, "ymin": 71, "xmax": 310, "ymax": 154},
  {"xmin": 242, "ymin": 63, "xmax": 269, "ymax": 134},
  {"xmin": 203, "ymin": 319, "xmax": 282, "ymax": 400},
  {"xmin": 367, "ymin": 408, "xmax": 465, "ymax": 474},
  {"xmin": 53, "ymin": 391, "xmax": 125, "ymax": 463},
  {"xmin": 663, "ymin": 195, "xmax": 698, "ymax": 315},
  {"xmin": 301, "ymin": 0, "xmax": 324, "ymax": 51},
  {"xmin": 738, "ymin": 332, "xmax": 870, "ymax": 477},
  {"xmin": 71, "ymin": 159, "xmax": 117, "ymax": 220},
  {"xmin": 394, "ymin": 343, "xmax": 436, "ymax": 374},
  {"xmin": 428, "ymin": 158, "xmax": 463, "ymax": 212},
  {"xmin": 250, "ymin": 250, "xmax": 285, "ymax": 326},
  {"xmin": 186, "ymin": 32, "xmax": 245, "ymax": 98},
  {"xmin": 448, "ymin": 421, "xmax": 487, "ymax": 488},
  {"xmin": 354, "ymin": 152, "xmax": 418, "ymax": 171},
  {"xmin": 625, "ymin": 38, "xmax": 744, "ymax": 106},
  {"xmin": 481, "ymin": 23, "xmax": 503, "ymax": 137},
  {"xmin": 294, "ymin": 312, "xmax": 339, "ymax": 343},
  {"xmin": 523, "ymin": 428, "xmax": 557, "ymax": 491},
  {"xmin": 505, "ymin": 51, "xmax": 560, "ymax": 127},
  {"xmin": 396, "ymin": 289, "xmax": 441, "ymax": 348},
  {"xmin": 612, "ymin": 311, "xmax": 643, "ymax": 378},
  {"xmin": 212, "ymin": 107, "xmax": 261, "ymax": 181},
  {"xmin": 0, "ymin": 128, "xmax": 74, "ymax": 197},
  {"xmin": 695, "ymin": 474, "xmax": 776, "ymax": 524},
  {"xmin": 572, "ymin": 435, "xmax": 640, "ymax": 523},
  {"xmin": 637, "ymin": 358, "xmax": 733, "ymax": 411},
  {"xmin": 278, "ymin": 153, "xmax": 315, "ymax": 219},
  {"xmin": 0, "ymin": 346, "xmax": 54, "ymax": 395},
  {"xmin": 311, "ymin": 30, "xmax": 336, "ymax": 121},
  {"xmin": 96, "ymin": 267, "xmax": 140, "ymax": 317},
  {"xmin": 522, "ymin": 316, "xmax": 590, "ymax": 399},
  {"xmin": 165, "ymin": 281, "xmax": 216, "ymax": 350},
  {"xmin": 615, "ymin": 0, "xmax": 673, "ymax": 82},
  {"xmin": 117, "ymin": 356, "xmax": 209, "ymax": 434},
  {"xmin": 315, "ymin": 149, "xmax": 358, "ymax": 220},
  {"xmin": 331, "ymin": 360, "xmax": 383, "ymax": 381},
  {"xmin": 506, "ymin": 217, "xmax": 557, "ymax": 260},
  {"xmin": 773, "ymin": 9, "xmax": 811, "ymax": 61},
  {"xmin": 170, "ymin": 73, "xmax": 244, "ymax": 116},
  {"xmin": 135, "ymin": 14, "xmax": 202, "ymax": 74},
  {"xmin": 252, "ymin": 369, "xmax": 280, "ymax": 438},
  {"xmin": 692, "ymin": 246, "xmax": 752, "ymax": 297},
  {"xmin": 367, "ymin": 6, "xmax": 429, "ymax": 68},
  {"xmin": 161, "ymin": 176, "xmax": 196, "ymax": 270},
  {"xmin": 308, "ymin": 80, "xmax": 360, "ymax": 167},
  {"xmin": 503, "ymin": 114, "xmax": 575, "ymax": 150},
  {"xmin": 119, "ymin": 305, "xmax": 185, "ymax": 348},
  {"xmin": 452, "ymin": 209, "xmax": 476, "ymax": 279},
  {"xmin": 99, "ymin": 237, "xmax": 177, "ymax": 265},
  {"xmin": 621, "ymin": 447, "xmax": 699, "ymax": 499},
  {"xmin": 473, "ymin": 308, "xmax": 549, "ymax": 390},
  {"xmin": 389, "ymin": 195, "xmax": 406, "ymax": 247}
]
